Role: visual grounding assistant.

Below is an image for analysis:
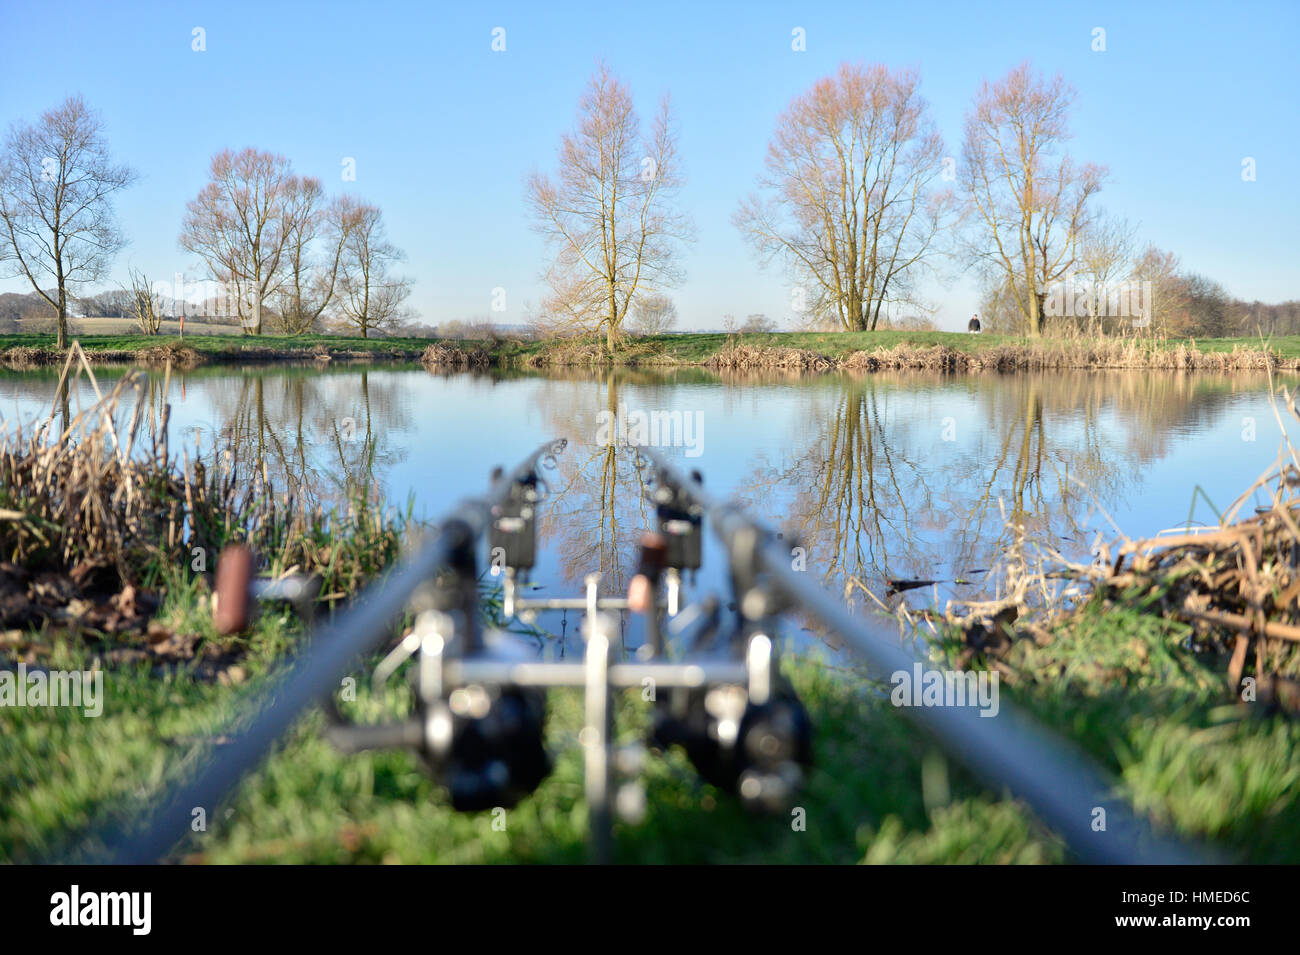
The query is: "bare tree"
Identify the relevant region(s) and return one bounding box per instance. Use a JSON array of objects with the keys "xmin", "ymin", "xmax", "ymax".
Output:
[
  {"xmin": 1130, "ymin": 244, "xmax": 1186, "ymax": 336},
  {"xmin": 735, "ymin": 64, "xmax": 952, "ymax": 332},
  {"xmin": 180, "ymin": 148, "xmax": 305, "ymax": 335},
  {"xmin": 336, "ymin": 202, "xmax": 412, "ymax": 338},
  {"xmin": 1072, "ymin": 210, "xmax": 1137, "ymax": 331},
  {"xmin": 1170, "ymin": 272, "xmax": 1232, "ymax": 337},
  {"xmin": 526, "ymin": 63, "xmax": 693, "ymax": 355},
  {"xmin": 627, "ymin": 293, "xmax": 677, "ymax": 335},
  {"xmin": 127, "ymin": 268, "xmax": 165, "ymax": 335},
  {"xmin": 79, "ymin": 287, "xmax": 135, "ymax": 318},
  {"xmin": 0, "ymin": 95, "xmax": 136, "ymax": 348},
  {"xmin": 961, "ymin": 62, "xmax": 1106, "ymax": 336},
  {"xmin": 272, "ymin": 191, "xmax": 360, "ymax": 334}
]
